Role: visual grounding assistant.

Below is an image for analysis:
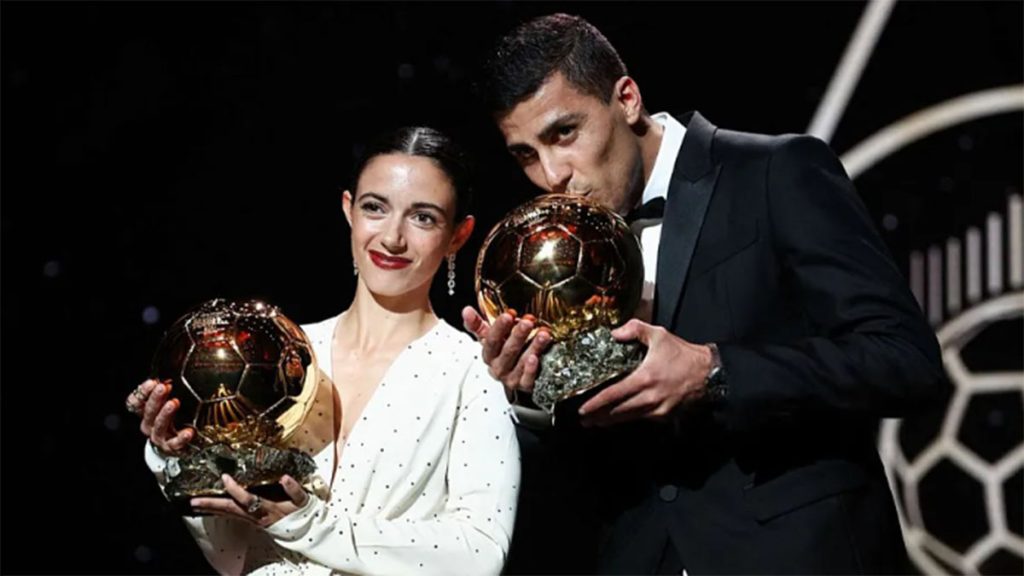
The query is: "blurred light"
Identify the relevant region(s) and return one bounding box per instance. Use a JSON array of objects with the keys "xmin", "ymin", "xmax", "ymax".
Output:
[
  {"xmin": 432, "ymin": 55, "xmax": 451, "ymax": 72},
  {"xmin": 134, "ymin": 545, "xmax": 153, "ymax": 563},
  {"xmin": 104, "ymin": 414, "xmax": 122, "ymax": 431},
  {"xmin": 397, "ymin": 63, "xmax": 415, "ymax": 80},
  {"xmin": 883, "ymin": 213, "xmax": 899, "ymax": 231},
  {"xmin": 957, "ymin": 134, "xmax": 974, "ymax": 151},
  {"xmin": 142, "ymin": 306, "xmax": 160, "ymax": 325},
  {"xmin": 938, "ymin": 176, "xmax": 955, "ymax": 193},
  {"xmin": 43, "ymin": 260, "xmax": 61, "ymax": 278}
]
